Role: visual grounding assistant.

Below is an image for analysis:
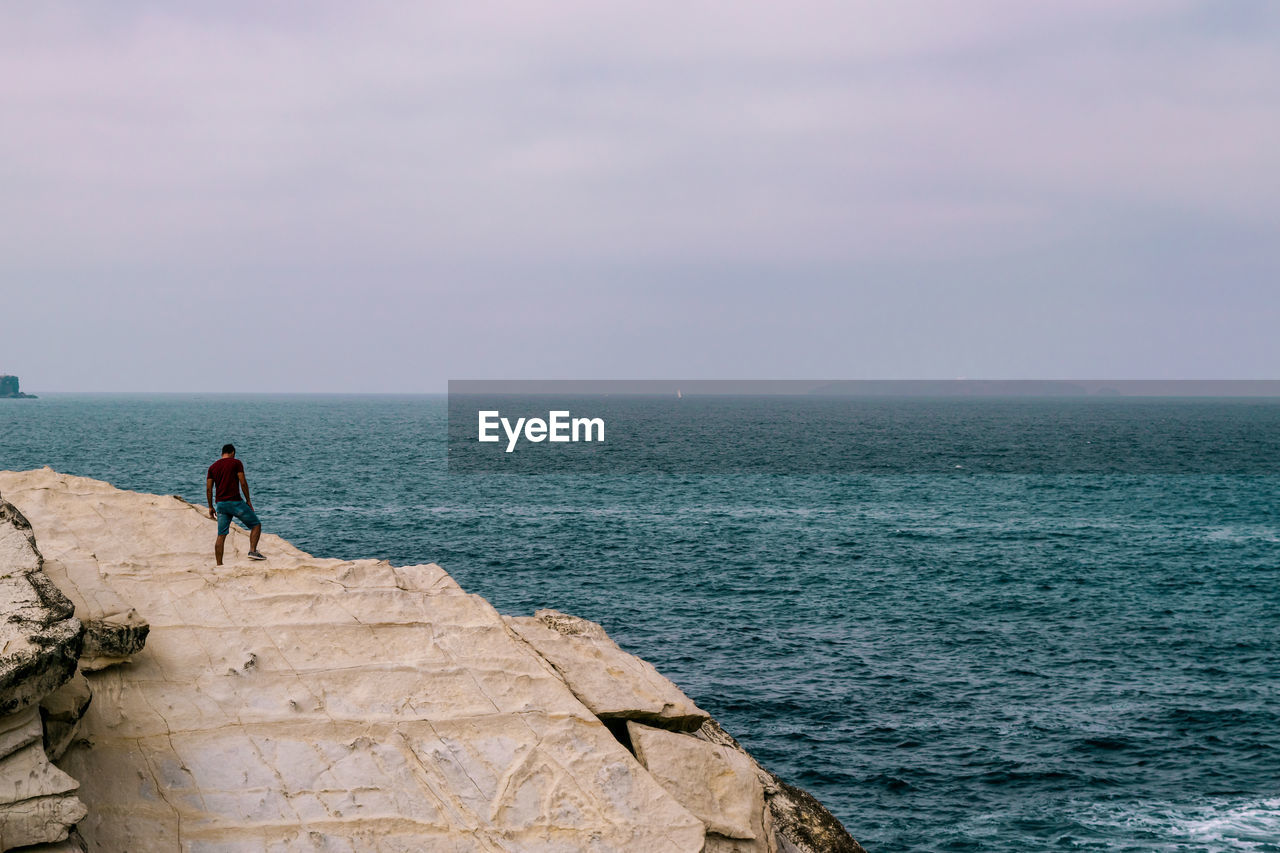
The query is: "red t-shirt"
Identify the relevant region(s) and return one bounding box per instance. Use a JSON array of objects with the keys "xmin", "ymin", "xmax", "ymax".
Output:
[{"xmin": 207, "ymin": 457, "xmax": 244, "ymax": 503}]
